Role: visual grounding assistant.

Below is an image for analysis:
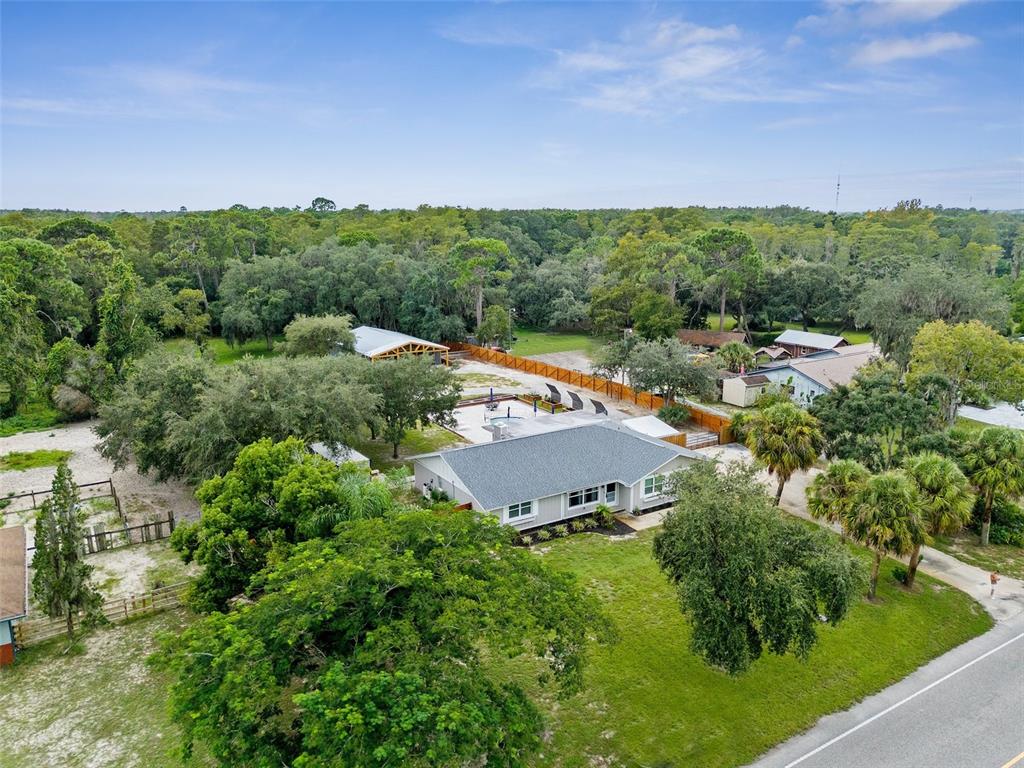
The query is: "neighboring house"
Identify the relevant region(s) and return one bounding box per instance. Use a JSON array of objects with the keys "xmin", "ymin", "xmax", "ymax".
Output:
[
  {"xmin": 677, "ymin": 329, "xmax": 747, "ymax": 350},
  {"xmin": 756, "ymin": 343, "xmax": 880, "ymax": 406},
  {"xmin": 755, "ymin": 345, "xmax": 790, "ymax": 363},
  {"xmin": 309, "ymin": 441, "xmax": 371, "ymax": 469},
  {"xmin": 774, "ymin": 329, "xmax": 849, "ymax": 358},
  {"xmin": 0, "ymin": 526, "xmax": 27, "ymax": 666},
  {"xmin": 721, "ymin": 374, "xmax": 771, "ymax": 407},
  {"xmin": 412, "ymin": 421, "xmax": 705, "ymax": 530},
  {"xmin": 351, "ymin": 325, "xmax": 449, "ymax": 364}
]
